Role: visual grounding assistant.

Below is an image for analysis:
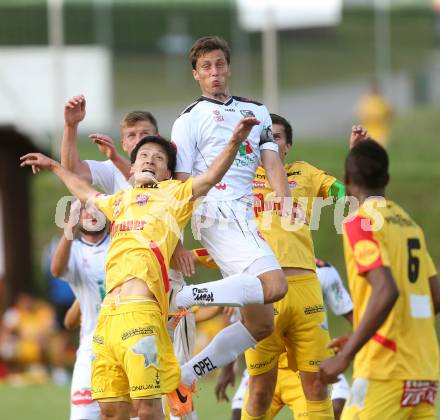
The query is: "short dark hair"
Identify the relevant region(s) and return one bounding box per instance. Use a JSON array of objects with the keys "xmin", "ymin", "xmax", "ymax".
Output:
[
  {"xmin": 345, "ymin": 139, "xmax": 389, "ymax": 189},
  {"xmin": 270, "ymin": 113, "xmax": 293, "ymax": 146},
  {"xmin": 121, "ymin": 111, "xmax": 158, "ymax": 133},
  {"xmin": 130, "ymin": 136, "xmax": 177, "ymax": 173},
  {"xmin": 189, "ymin": 36, "xmax": 231, "ymax": 70}
]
